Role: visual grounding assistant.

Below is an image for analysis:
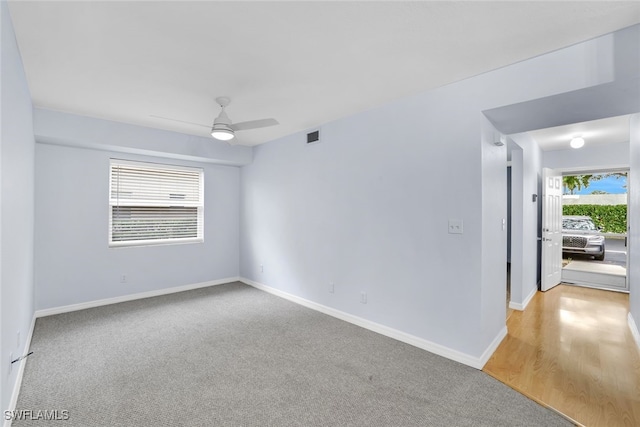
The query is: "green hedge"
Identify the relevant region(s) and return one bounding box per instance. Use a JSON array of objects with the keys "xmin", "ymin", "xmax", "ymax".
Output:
[{"xmin": 562, "ymin": 204, "xmax": 627, "ymax": 233}]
